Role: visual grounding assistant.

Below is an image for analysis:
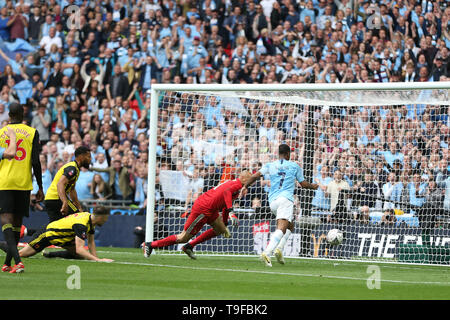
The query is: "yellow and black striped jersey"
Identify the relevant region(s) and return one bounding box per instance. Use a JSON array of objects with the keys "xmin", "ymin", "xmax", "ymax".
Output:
[
  {"xmin": 45, "ymin": 161, "xmax": 80, "ymax": 200},
  {"xmin": 0, "ymin": 124, "xmax": 36, "ymax": 190},
  {"xmin": 44, "ymin": 212, "xmax": 94, "ymax": 248}
]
